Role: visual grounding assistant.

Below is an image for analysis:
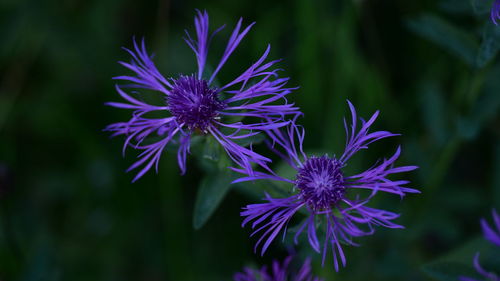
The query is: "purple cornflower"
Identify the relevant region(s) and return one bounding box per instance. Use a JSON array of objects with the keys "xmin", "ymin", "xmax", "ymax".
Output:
[
  {"xmin": 492, "ymin": 0, "xmax": 500, "ymax": 25},
  {"xmin": 234, "ymin": 256, "xmax": 323, "ymax": 281},
  {"xmin": 236, "ymin": 101, "xmax": 419, "ymax": 270},
  {"xmin": 106, "ymin": 10, "xmax": 299, "ymax": 182},
  {"xmin": 460, "ymin": 209, "xmax": 500, "ymax": 281}
]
